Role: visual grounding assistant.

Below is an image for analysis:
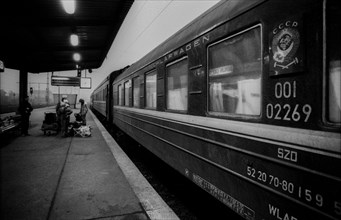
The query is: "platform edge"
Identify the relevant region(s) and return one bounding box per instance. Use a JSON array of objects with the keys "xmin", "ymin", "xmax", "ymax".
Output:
[{"xmin": 89, "ymin": 110, "xmax": 179, "ymax": 220}]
